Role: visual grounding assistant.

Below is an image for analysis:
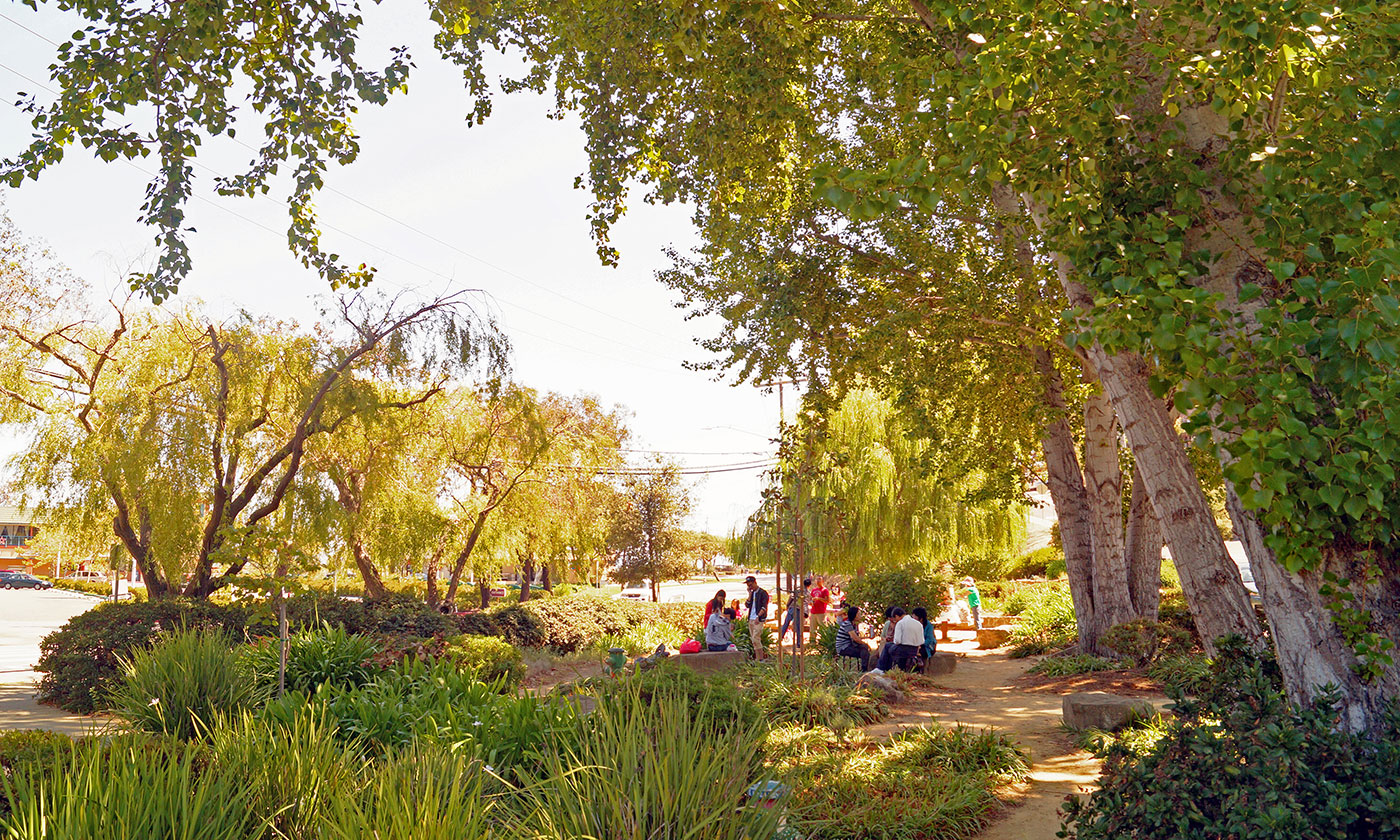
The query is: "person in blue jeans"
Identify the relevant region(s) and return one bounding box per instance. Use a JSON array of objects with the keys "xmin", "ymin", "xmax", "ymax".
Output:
[
  {"xmin": 779, "ymin": 591, "xmax": 804, "ymax": 649},
  {"xmin": 913, "ymin": 606, "xmax": 936, "ymax": 661},
  {"xmin": 705, "ymin": 607, "xmax": 735, "ymax": 651},
  {"xmin": 835, "ymin": 605, "xmax": 871, "ymax": 671}
]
